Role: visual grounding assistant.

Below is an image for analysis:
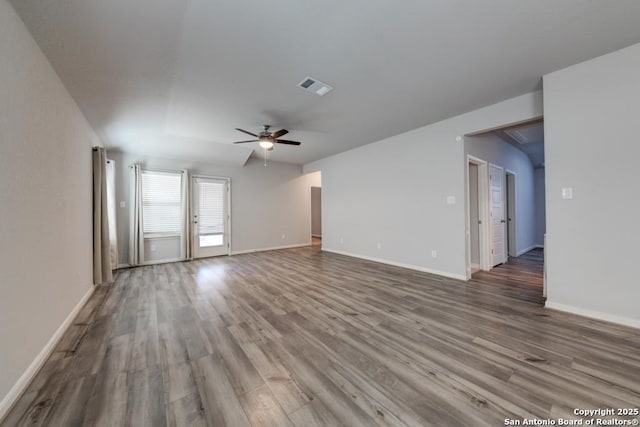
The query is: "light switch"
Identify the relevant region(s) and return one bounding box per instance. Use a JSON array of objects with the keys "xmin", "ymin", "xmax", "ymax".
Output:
[
  {"xmin": 119, "ymin": 201, "xmax": 126, "ymax": 208},
  {"xmin": 447, "ymin": 196, "xmax": 456, "ymax": 205},
  {"xmin": 561, "ymin": 188, "xmax": 573, "ymax": 200}
]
